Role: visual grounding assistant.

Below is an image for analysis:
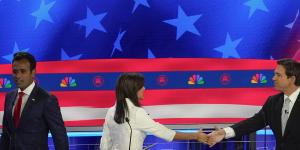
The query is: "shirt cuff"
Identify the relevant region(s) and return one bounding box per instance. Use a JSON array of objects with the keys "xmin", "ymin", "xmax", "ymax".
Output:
[
  {"xmin": 223, "ymin": 127, "xmax": 235, "ymax": 139},
  {"xmin": 168, "ymin": 130, "xmax": 176, "ymax": 142}
]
